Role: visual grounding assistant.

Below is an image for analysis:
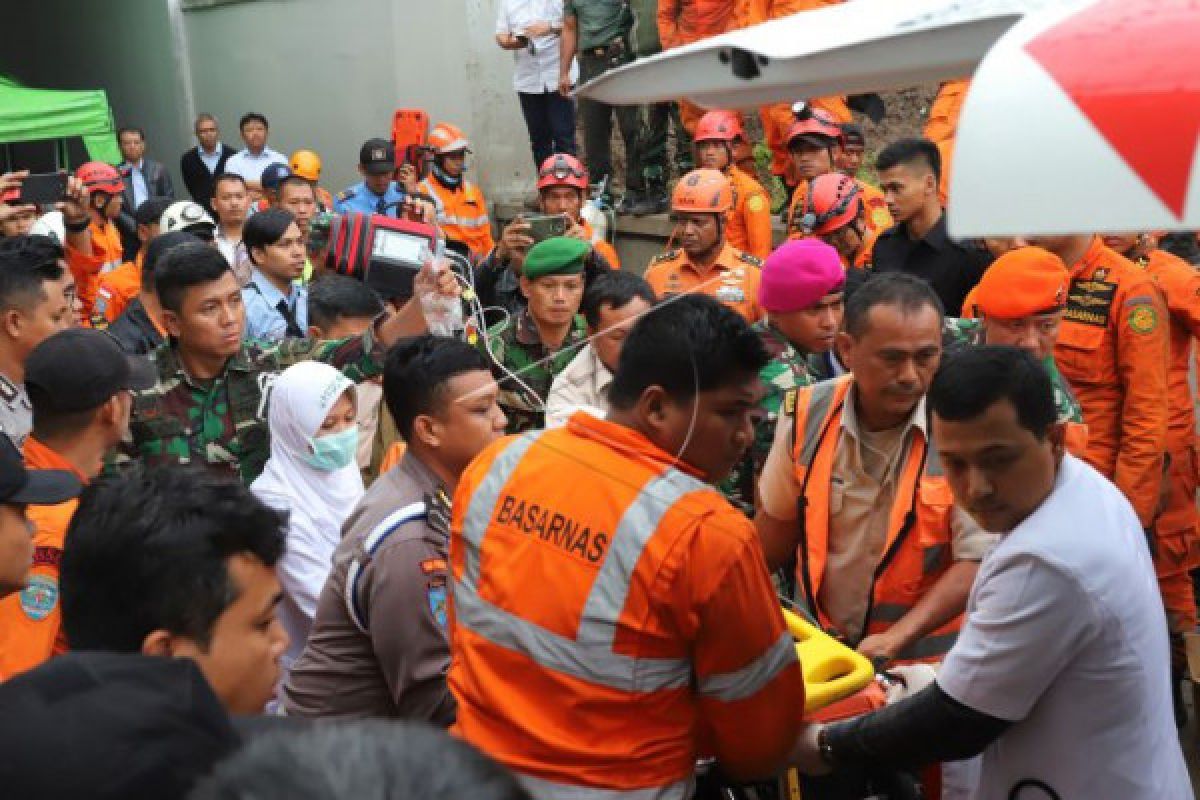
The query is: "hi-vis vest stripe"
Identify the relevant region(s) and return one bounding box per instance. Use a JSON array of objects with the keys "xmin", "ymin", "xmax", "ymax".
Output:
[
  {"xmin": 517, "ymin": 773, "xmax": 692, "ymax": 800},
  {"xmin": 456, "ymin": 431, "xmax": 795, "ymax": 700},
  {"xmin": 420, "ymin": 179, "xmax": 490, "ymax": 229},
  {"xmin": 790, "ymin": 377, "xmax": 958, "ymax": 664}
]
